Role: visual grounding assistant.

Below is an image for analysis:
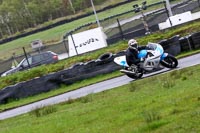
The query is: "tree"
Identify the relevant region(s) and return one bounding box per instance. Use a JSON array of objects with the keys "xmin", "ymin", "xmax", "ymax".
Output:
[
  {"xmin": 68, "ymin": 0, "xmax": 76, "ymax": 14},
  {"xmin": 0, "ymin": 0, "xmax": 108, "ymax": 39},
  {"xmin": 0, "ymin": 2, "xmax": 12, "ymax": 36}
]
